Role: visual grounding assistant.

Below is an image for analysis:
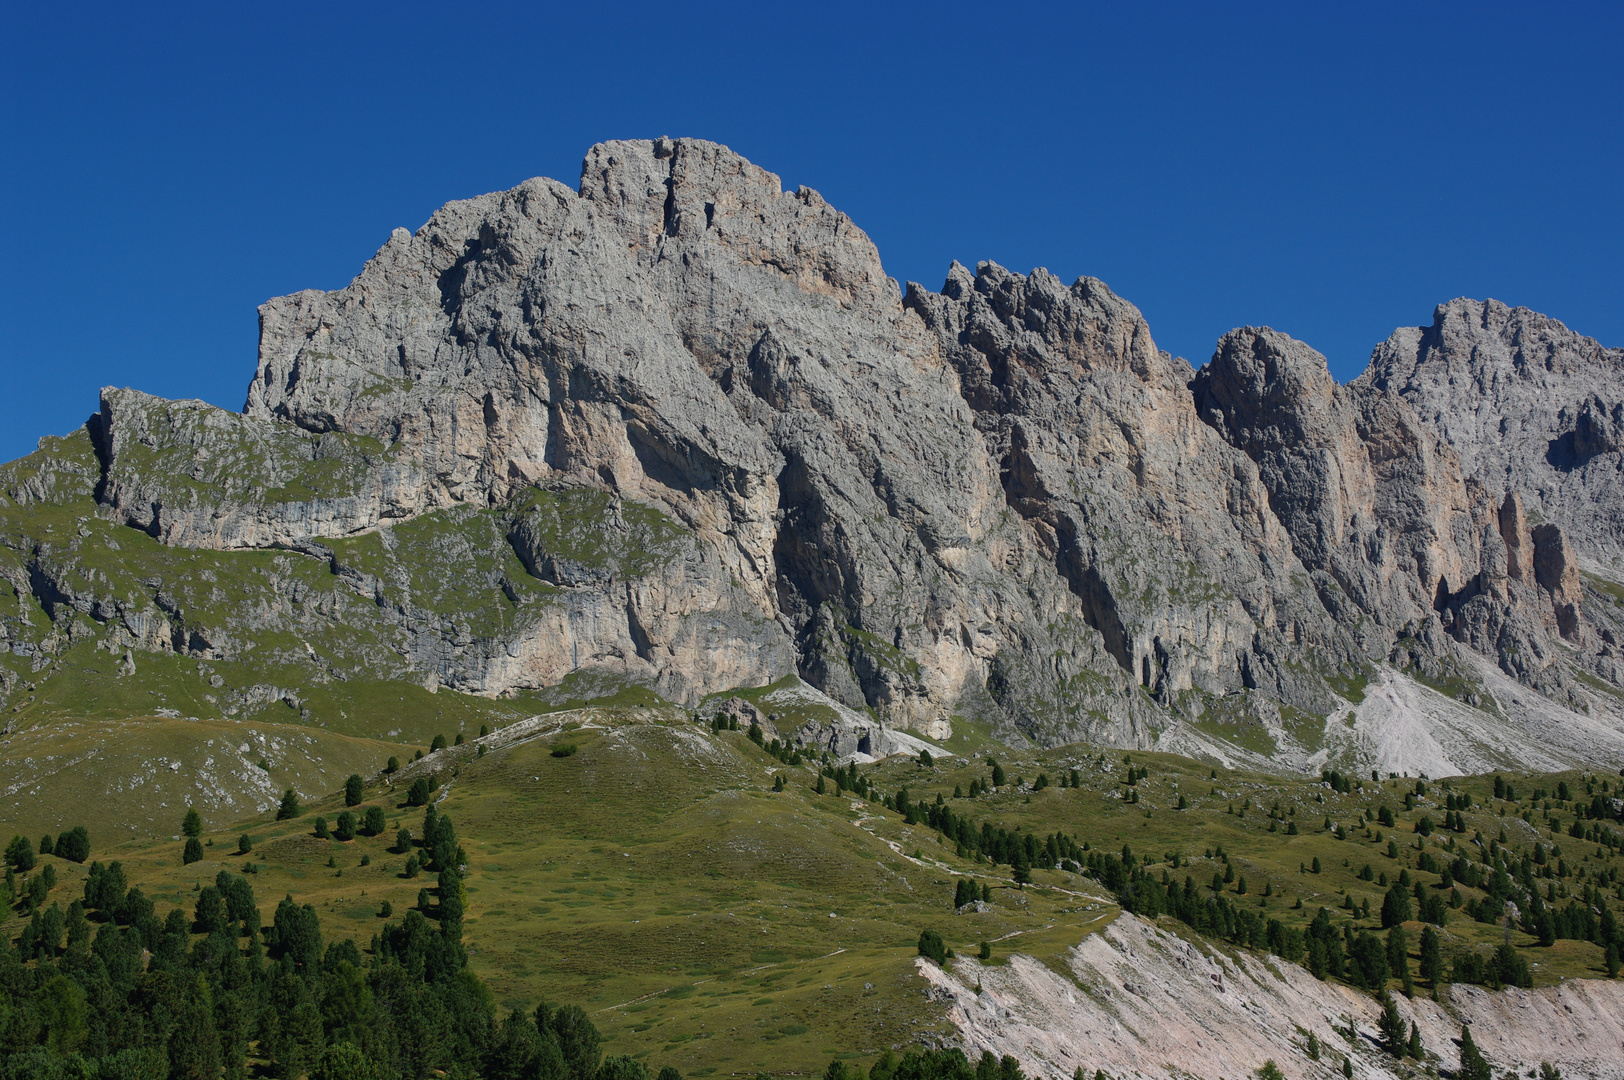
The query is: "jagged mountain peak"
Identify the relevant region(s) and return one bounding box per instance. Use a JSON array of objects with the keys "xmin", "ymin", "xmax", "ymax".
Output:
[{"xmin": 7, "ymin": 139, "xmax": 1624, "ymax": 774}]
